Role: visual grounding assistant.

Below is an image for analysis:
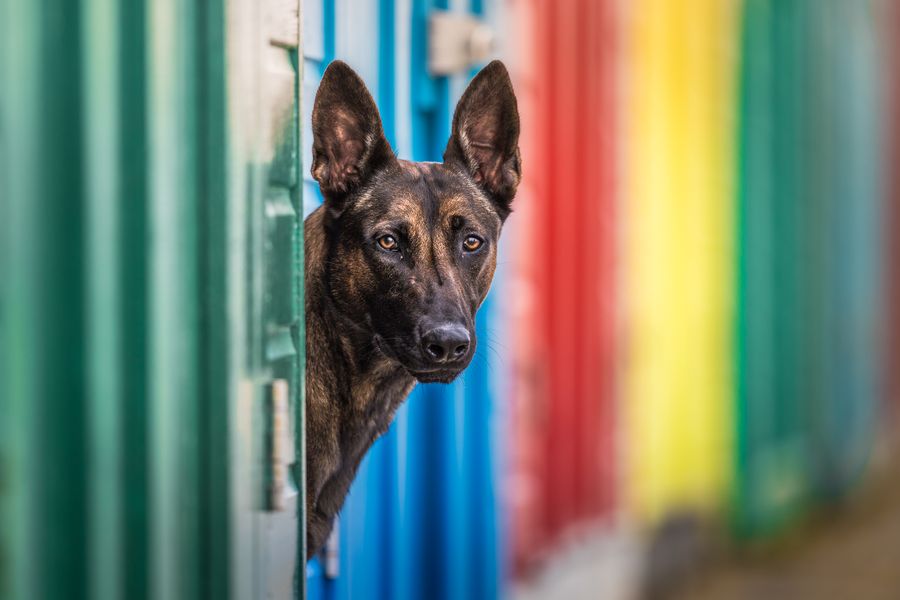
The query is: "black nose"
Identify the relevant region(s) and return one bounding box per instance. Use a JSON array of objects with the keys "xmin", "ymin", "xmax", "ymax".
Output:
[{"xmin": 421, "ymin": 324, "xmax": 471, "ymax": 365}]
